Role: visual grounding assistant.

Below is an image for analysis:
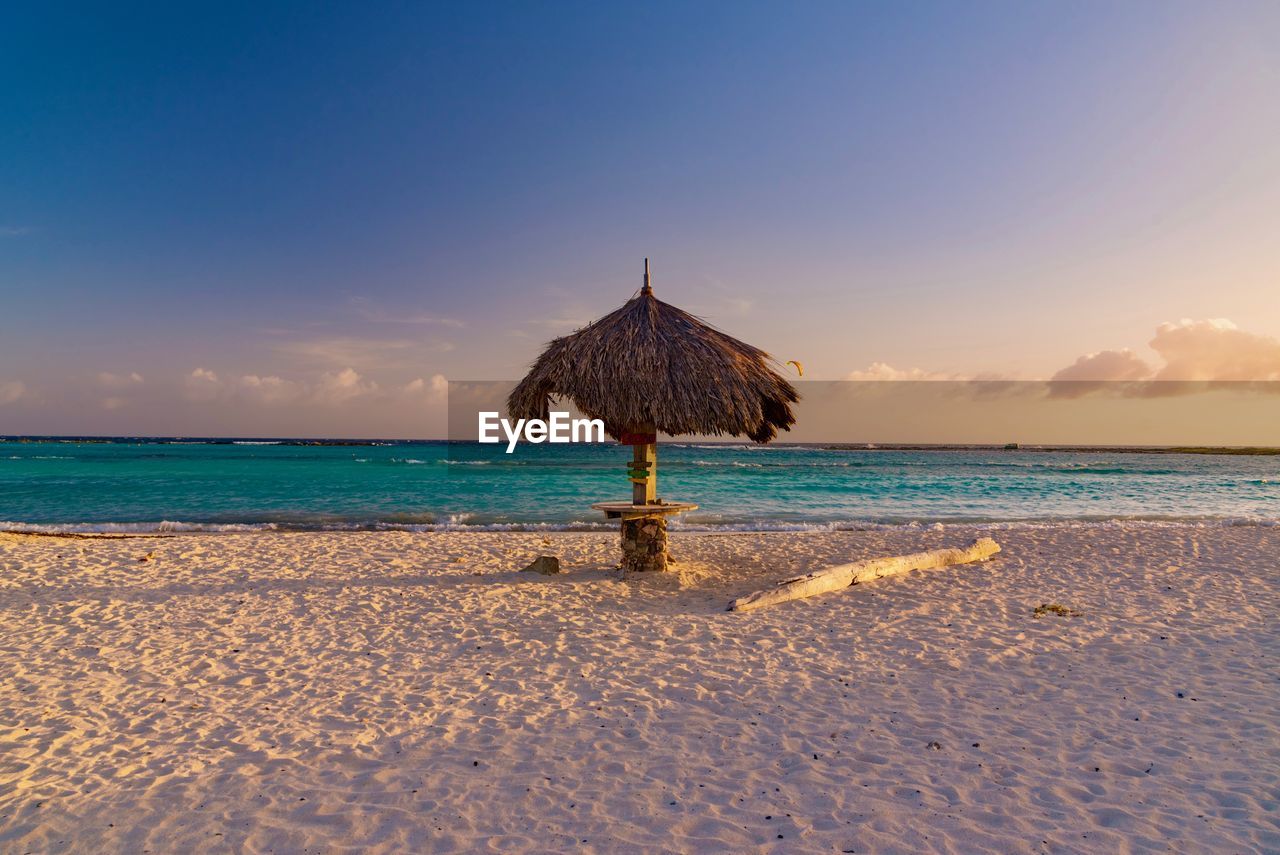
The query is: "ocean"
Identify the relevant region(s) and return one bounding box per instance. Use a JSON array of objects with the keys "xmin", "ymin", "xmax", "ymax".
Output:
[{"xmin": 1, "ymin": 438, "xmax": 1277, "ymax": 533}]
